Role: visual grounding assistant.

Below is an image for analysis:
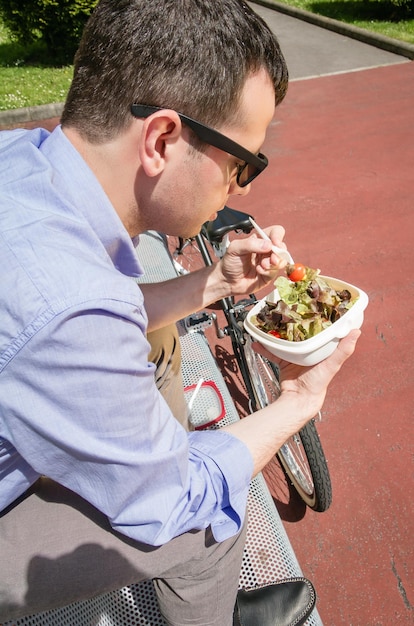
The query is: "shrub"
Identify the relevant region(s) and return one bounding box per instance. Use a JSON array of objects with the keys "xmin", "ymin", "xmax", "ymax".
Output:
[
  {"xmin": 378, "ymin": 0, "xmax": 414, "ymax": 18},
  {"xmin": 0, "ymin": 0, "xmax": 98, "ymax": 65}
]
